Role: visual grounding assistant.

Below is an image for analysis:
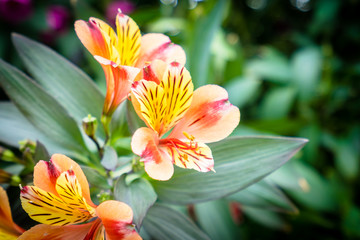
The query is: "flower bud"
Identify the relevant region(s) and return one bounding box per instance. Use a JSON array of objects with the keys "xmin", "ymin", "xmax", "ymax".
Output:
[
  {"xmin": 0, "ymin": 147, "xmax": 16, "ymax": 162},
  {"xmin": 19, "ymin": 139, "xmax": 36, "ymax": 154},
  {"xmin": 82, "ymin": 114, "xmax": 98, "ymax": 138}
]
